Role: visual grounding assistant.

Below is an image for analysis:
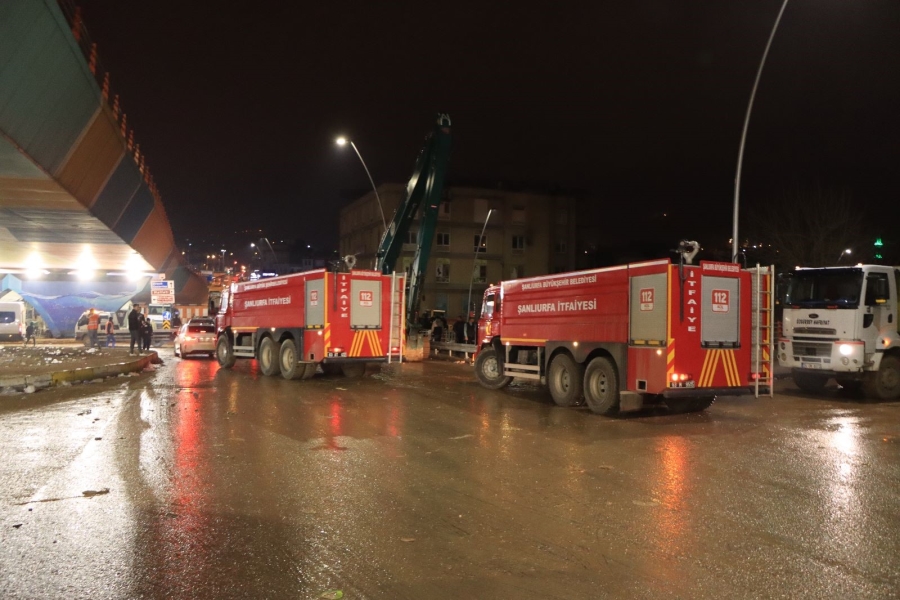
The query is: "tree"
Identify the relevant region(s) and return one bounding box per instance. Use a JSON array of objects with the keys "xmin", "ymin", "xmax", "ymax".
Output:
[{"xmin": 745, "ymin": 184, "xmax": 868, "ymax": 268}]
